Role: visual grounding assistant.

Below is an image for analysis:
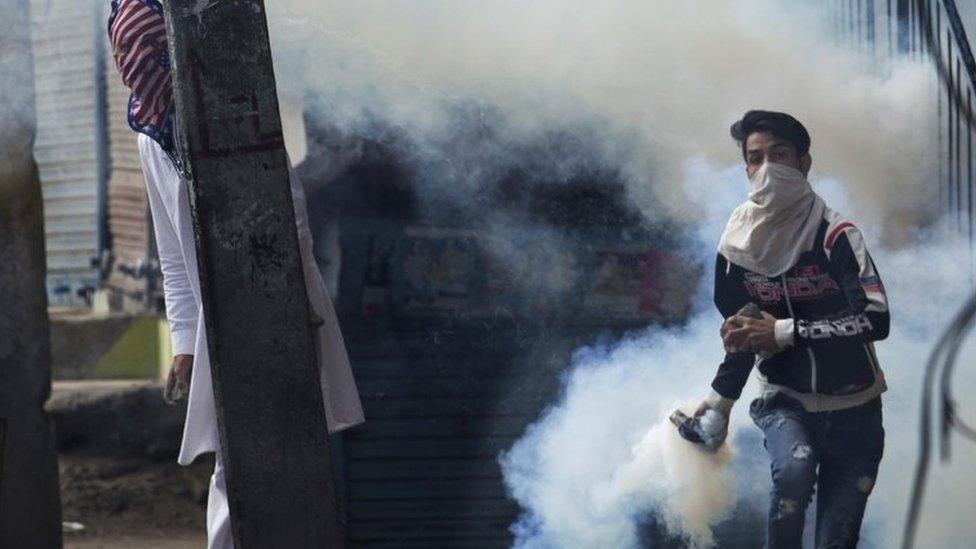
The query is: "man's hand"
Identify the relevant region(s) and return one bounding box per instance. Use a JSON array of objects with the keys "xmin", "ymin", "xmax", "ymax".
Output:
[
  {"xmin": 719, "ymin": 316, "xmax": 744, "ymax": 353},
  {"xmin": 723, "ymin": 311, "xmax": 779, "ymax": 355},
  {"xmin": 309, "ymin": 309, "xmax": 325, "ymax": 328},
  {"xmin": 164, "ymin": 354, "xmax": 193, "ymax": 405},
  {"xmin": 689, "ymin": 392, "xmax": 735, "ymax": 448}
]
